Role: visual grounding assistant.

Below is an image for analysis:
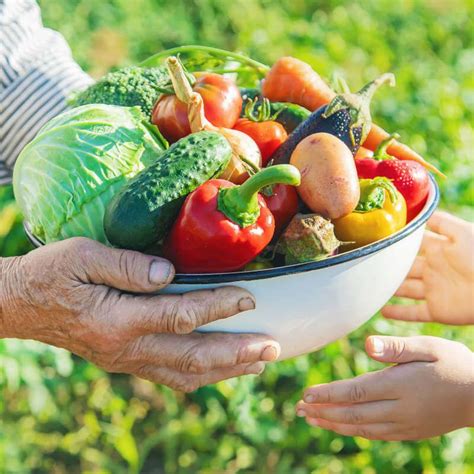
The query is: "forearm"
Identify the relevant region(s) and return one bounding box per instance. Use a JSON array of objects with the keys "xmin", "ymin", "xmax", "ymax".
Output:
[{"xmin": 0, "ymin": 256, "xmax": 26, "ymax": 339}]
